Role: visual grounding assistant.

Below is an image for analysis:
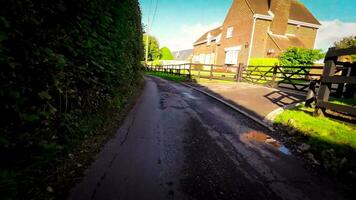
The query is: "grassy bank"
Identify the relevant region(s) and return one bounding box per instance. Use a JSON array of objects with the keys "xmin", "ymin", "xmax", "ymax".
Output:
[
  {"xmin": 274, "ymin": 104, "xmax": 356, "ymax": 179},
  {"xmin": 146, "ymin": 71, "xmax": 187, "ymax": 82},
  {"xmin": 330, "ymin": 98, "xmax": 356, "ymax": 106}
]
